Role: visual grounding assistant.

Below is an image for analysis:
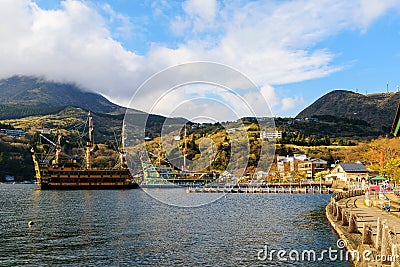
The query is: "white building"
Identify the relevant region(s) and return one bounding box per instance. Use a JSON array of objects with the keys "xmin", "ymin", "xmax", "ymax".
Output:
[
  {"xmin": 326, "ymin": 163, "xmax": 369, "ymax": 183},
  {"xmin": 261, "ymin": 131, "xmax": 282, "ymax": 139},
  {"xmin": 277, "ymin": 154, "xmax": 328, "ymax": 180},
  {"xmin": 276, "ymin": 154, "xmax": 307, "ymax": 178}
]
